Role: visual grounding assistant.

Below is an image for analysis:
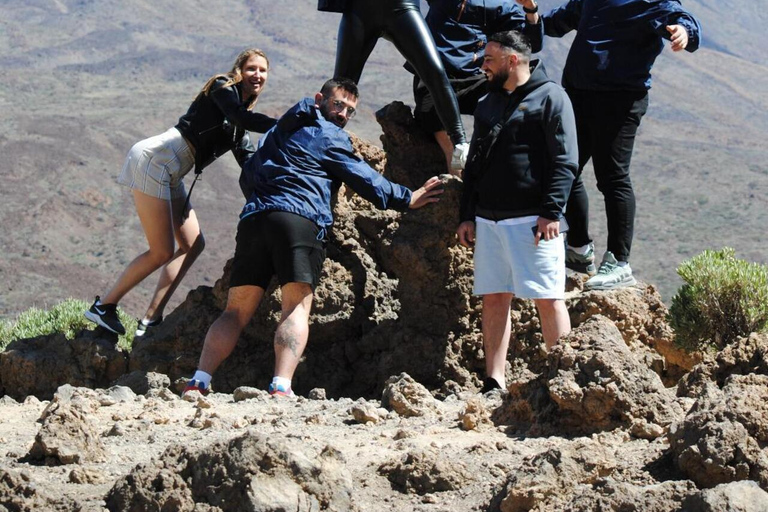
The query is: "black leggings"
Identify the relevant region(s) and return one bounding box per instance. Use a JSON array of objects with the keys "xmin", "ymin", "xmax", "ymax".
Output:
[
  {"xmin": 566, "ymin": 89, "xmax": 649, "ymax": 262},
  {"xmin": 335, "ymin": 0, "xmax": 467, "ymax": 145}
]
